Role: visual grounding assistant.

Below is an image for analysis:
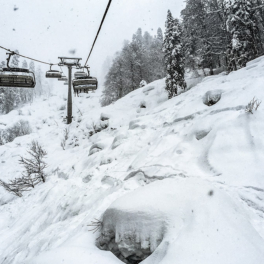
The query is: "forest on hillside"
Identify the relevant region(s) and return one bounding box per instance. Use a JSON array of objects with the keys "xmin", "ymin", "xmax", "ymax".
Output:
[{"xmin": 102, "ymin": 0, "xmax": 264, "ymax": 105}]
